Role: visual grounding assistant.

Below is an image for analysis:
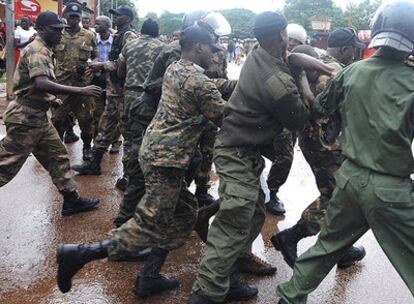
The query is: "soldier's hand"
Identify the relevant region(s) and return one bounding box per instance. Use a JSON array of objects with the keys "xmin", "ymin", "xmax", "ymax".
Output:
[
  {"xmin": 86, "ymin": 62, "xmax": 104, "ymax": 77},
  {"xmin": 50, "ymin": 98, "xmax": 63, "ymax": 108},
  {"xmin": 80, "ymin": 85, "xmax": 103, "ymax": 97}
]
